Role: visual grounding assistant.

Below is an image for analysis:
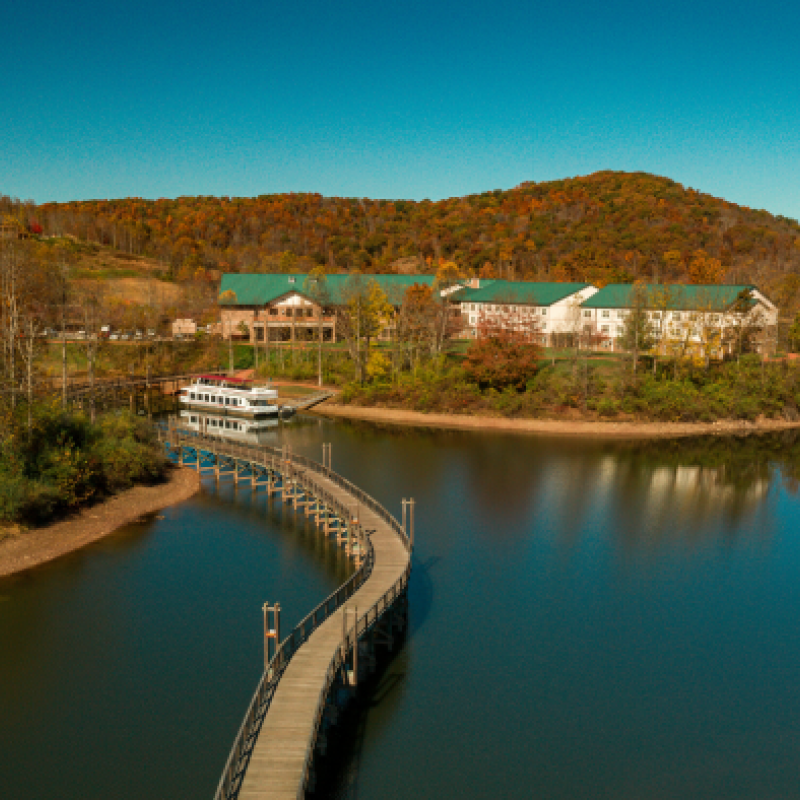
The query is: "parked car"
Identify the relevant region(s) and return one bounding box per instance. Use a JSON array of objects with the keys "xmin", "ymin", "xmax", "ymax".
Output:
[{"xmin": 109, "ymin": 333, "xmax": 119, "ymax": 341}]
